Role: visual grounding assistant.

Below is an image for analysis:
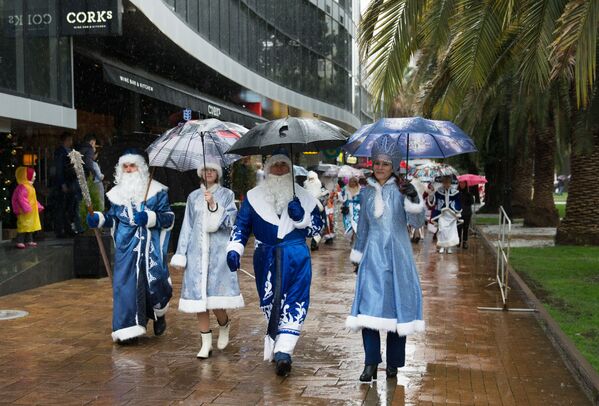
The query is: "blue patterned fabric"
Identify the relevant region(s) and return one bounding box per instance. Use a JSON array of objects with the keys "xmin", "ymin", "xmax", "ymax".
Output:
[
  {"xmin": 102, "ymin": 181, "xmax": 174, "ymax": 342},
  {"xmin": 340, "ymin": 187, "xmax": 361, "ymax": 235},
  {"xmin": 228, "ymin": 183, "xmax": 323, "ymax": 360}
]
